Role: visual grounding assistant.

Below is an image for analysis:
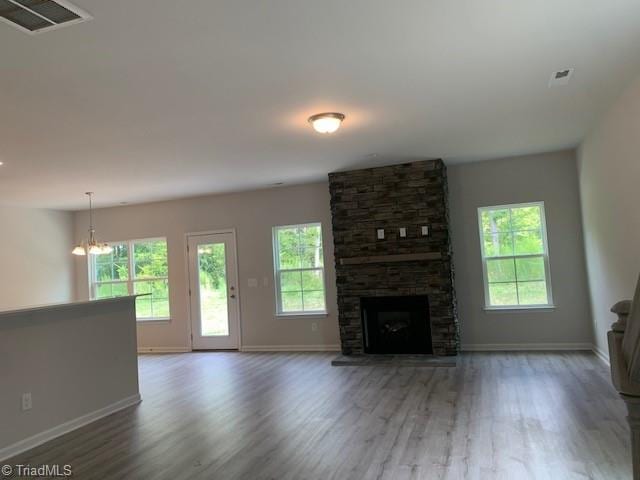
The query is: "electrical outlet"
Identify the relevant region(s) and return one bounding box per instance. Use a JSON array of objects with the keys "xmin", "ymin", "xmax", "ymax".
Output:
[
  {"xmin": 376, "ymin": 229, "xmax": 385, "ymax": 240},
  {"xmin": 399, "ymin": 227, "xmax": 407, "ymax": 238},
  {"xmin": 421, "ymin": 225, "xmax": 429, "ymax": 236},
  {"xmin": 22, "ymin": 393, "xmax": 32, "ymax": 411},
  {"xmin": 311, "ymin": 322, "xmax": 318, "ymax": 332}
]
